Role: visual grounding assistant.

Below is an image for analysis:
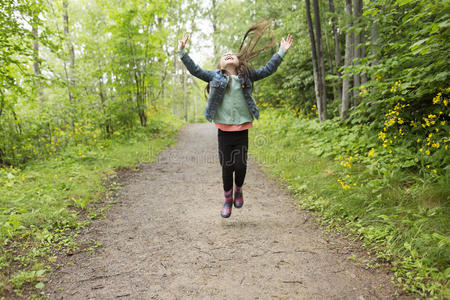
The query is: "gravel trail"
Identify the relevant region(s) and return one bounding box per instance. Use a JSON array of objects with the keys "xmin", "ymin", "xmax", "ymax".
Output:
[{"xmin": 45, "ymin": 123, "xmax": 408, "ymax": 299}]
